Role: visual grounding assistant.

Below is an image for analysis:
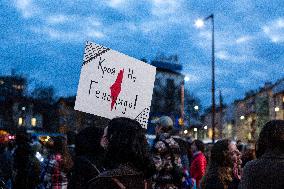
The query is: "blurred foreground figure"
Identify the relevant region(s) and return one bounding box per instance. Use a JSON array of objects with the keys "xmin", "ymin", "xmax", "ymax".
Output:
[
  {"xmin": 40, "ymin": 136, "xmax": 73, "ymax": 189},
  {"xmin": 202, "ymin": 139, "xmax": 241, "ymax": 189},
  {"xmin": 190, "ymin": 139, "xmax": 207, "ymax": 188},
  {"xmin": 13, "ymin": 128, "xmax": 40, "ymax": 189},
  {"xmin": 239, "ymin": 120, "xmax": 284, "ymax": 189},
  {"xmin": 69, "ymin": 126, "xmax": 105, "ymax": 189},
  {"xmin": 88, "ymin": 117, "xmax": 155, "ymax": 189},
  {"xmin": 151, "ymin": 116, "xmax": 184, "ymax": 189}
]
